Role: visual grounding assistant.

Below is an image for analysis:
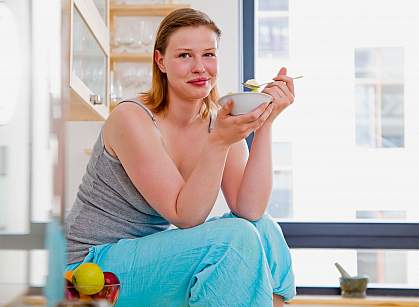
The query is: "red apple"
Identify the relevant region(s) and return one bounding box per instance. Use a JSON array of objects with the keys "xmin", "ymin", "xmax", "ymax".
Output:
[
  {"xmin": 64, "ymin": 279, "xmax": 80, "ymax": 300},
  {"xmin": 92, "ymin": 272, "xmax": 120, "ymax": 303},
  {"xmin": 103, "ymin": 272, "xmax": 120, "ymax": 285},
  {"xmin": 92, "ymin": 284, "xmax": 120, "ymax": 303}
]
